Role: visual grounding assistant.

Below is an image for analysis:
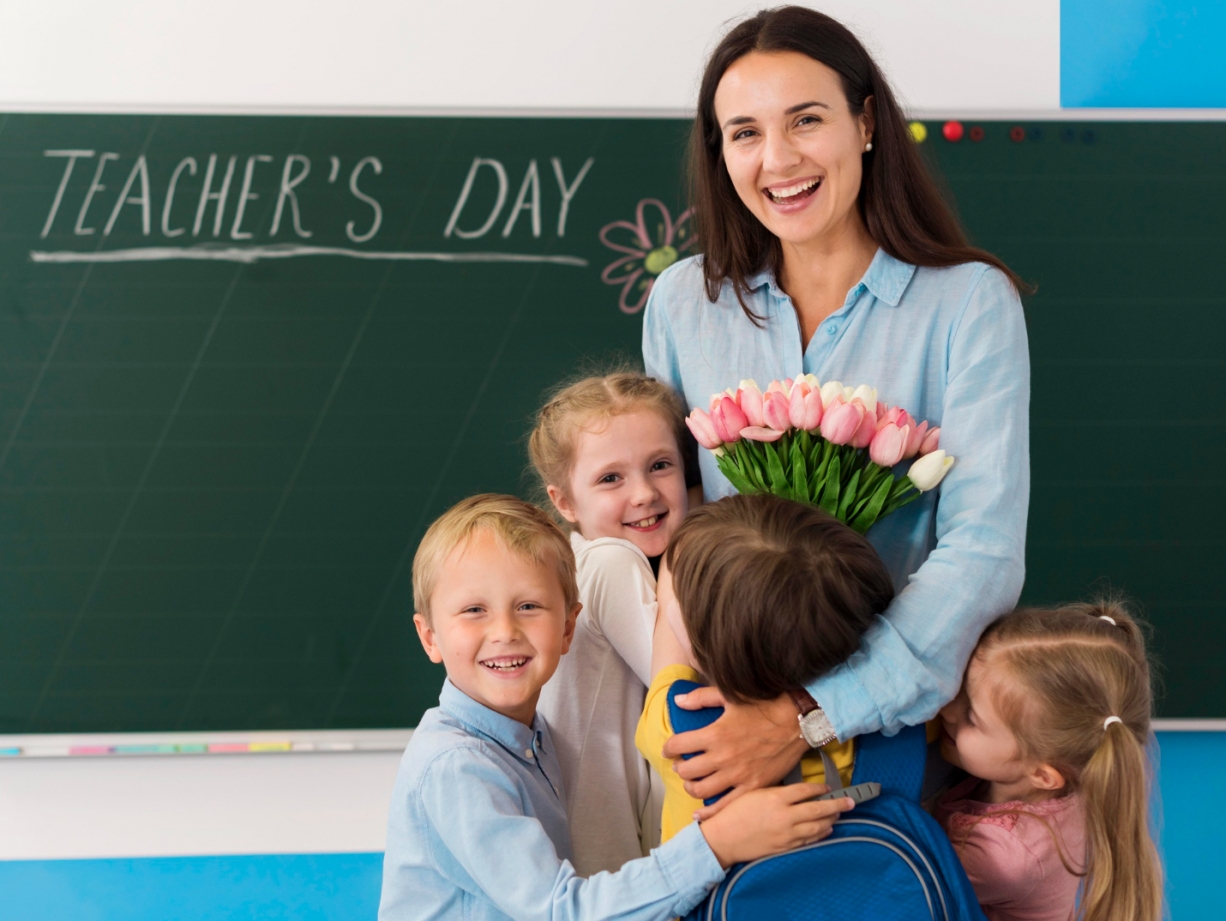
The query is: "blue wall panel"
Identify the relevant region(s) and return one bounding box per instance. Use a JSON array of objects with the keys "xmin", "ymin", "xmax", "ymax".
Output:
[{"xmin": 1062, "ymin": 0, "xmax": 1226, "ymax": 106}]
